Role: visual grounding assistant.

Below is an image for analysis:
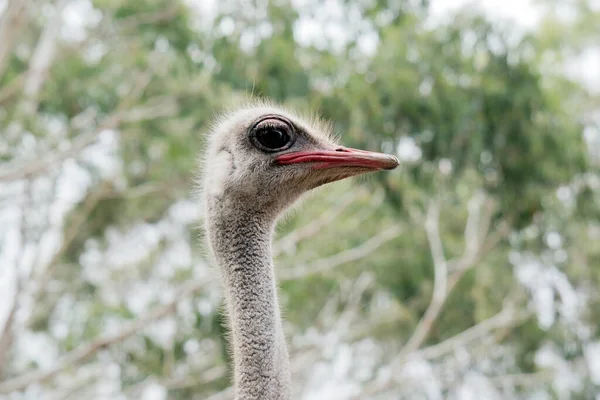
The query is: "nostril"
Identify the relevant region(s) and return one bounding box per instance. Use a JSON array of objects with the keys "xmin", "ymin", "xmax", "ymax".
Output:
[{"xmin": 335, "ymin": 147, "xmax": 347, "ymax": 152}]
